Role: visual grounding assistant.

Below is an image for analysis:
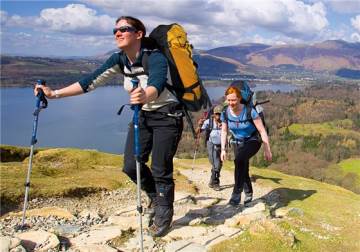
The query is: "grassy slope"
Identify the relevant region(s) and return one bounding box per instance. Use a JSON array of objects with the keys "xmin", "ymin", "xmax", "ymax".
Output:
[
  {"xmin": 176, "ymin": 158, "xmax": 360, "ymax": 251},
  {"xmin": 208, "ymin": 159, "xmax": 360, "ymax": 251},
  {"xmin": 0, "ymin": 146, "xmax": 196, "ymax": 211},
  {"xmin": 286, "ymin": 119, "xmax": 360, "ymax": 140},
  {"xmin": 2, "ymin": 148, "xmax": 360, "ymax": 251},
  {"xmin": 338, "ymin": 158, "xmax": 360, "ymax": 175}
]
